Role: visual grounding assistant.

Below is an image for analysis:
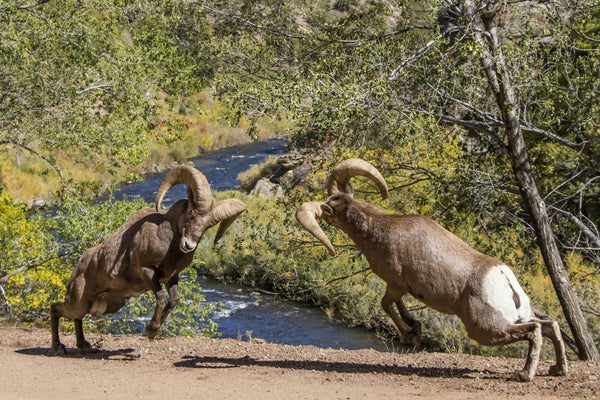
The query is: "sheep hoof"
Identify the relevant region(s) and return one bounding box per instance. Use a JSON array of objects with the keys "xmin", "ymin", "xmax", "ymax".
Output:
[
  {"xmin": 548, "ymin": 364, "xmax": 567, "ymax": 377},
  {"xmin": 408, "ymin": 334, "xmax": 422, "ymax": 349},
  {"xmin": 52, "ymin": 343, "xmax": 67, "ymax": 356},
  {"xmin": 77, "ymin": 340, "xmax": 93, "ymax": 353},
  {"xmin": 511, "ymin": 370, "xmax": 533, "ymax": 382}
]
